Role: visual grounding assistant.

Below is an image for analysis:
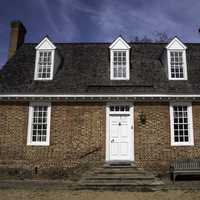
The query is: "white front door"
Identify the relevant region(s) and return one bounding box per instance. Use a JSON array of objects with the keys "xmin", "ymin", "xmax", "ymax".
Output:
[{"xmin": 107, "ymin": 104, "xmax": 133, "ymax": 161}]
